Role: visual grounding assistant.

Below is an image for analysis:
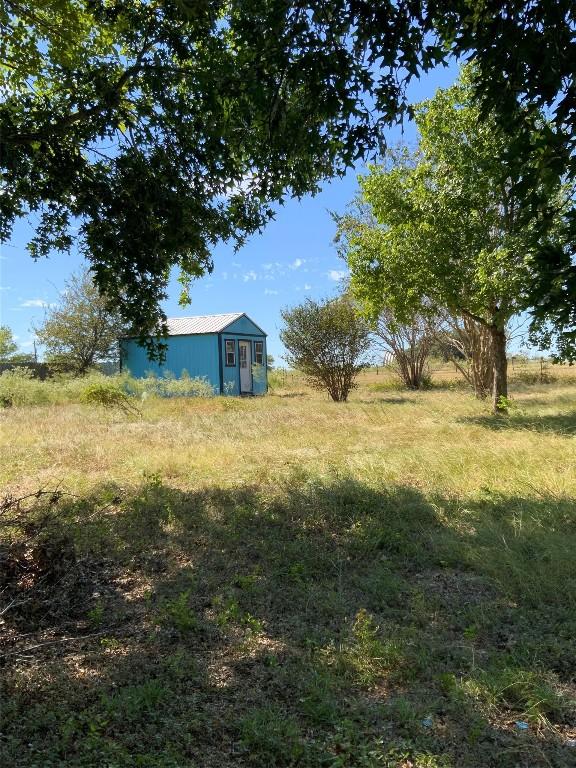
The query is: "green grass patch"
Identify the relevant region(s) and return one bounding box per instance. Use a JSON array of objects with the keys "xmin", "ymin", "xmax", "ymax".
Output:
[{"xmin": 1, "ymin": 384, "xmax": 575, "ymax": 767}]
